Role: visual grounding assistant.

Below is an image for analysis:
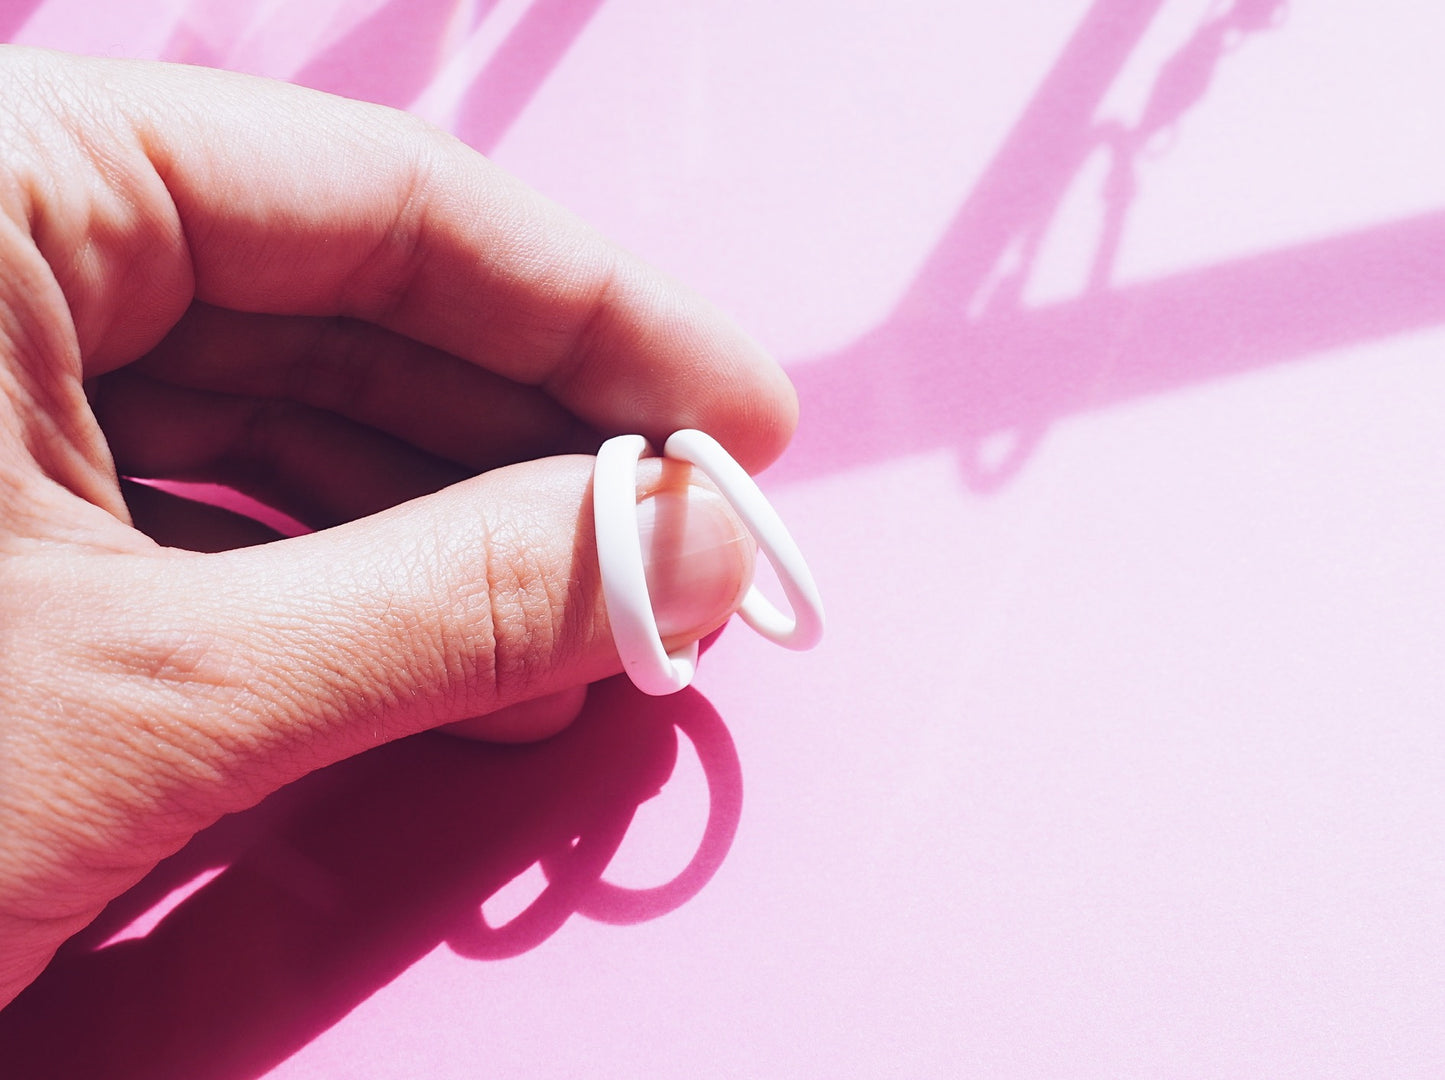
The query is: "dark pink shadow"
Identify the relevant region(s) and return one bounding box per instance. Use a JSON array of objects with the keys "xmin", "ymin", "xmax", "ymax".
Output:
[
  {"xmin": 0, "ymin": 680, "xmax": 741, "ymax": 1080},
  {"xmin": 0, "ymin": 0, "xmax": 43, "ymax": 41},
  {"xmin": 288, "ymin": 0, "xmax": 604, "ymax": 155},
  {"xmin": 777, "ymin": 209, "xmax": 1445, "ymax": 490},
  {"xmin": 453, "ymin": 0, "xmax": 608, "ymax": 152},
  {"xmin": 162, "ymin": 0, "xmax": 602, "ymax": 156},
  {"xmin": 294, "ymin": 0, "xmax": 494, "ymax": 110},
  {"xmin": 769, "ymin": 0, "xmax": 1445, "ymax": 492}
]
